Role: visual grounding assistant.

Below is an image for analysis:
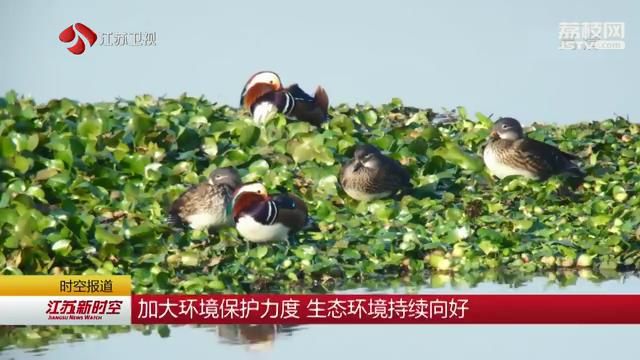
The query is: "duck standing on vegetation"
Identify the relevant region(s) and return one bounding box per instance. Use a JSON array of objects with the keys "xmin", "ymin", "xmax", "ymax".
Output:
[
  {"xmin": 339, "ymin": 144, "xmax": 412, "ymax": 201},
  {"xmin": 231, "ymin": 183, "xmax": 309, "ymax": 243},
  {"xmin": 167, "ymin": 167, "xmax": 242, "ymax": 231},
  {"xmin": 239, "ymin": 71, "xmax": 329, "ymax": 126},
  {"xmin": 483, "ymin": 117, "xmax": 585, "ymax": 181}
]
